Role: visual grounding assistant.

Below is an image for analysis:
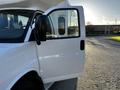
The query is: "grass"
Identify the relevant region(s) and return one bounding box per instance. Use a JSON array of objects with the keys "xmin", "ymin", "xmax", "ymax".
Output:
[{"xmin": 110, "ymin": 36, "xmax": 120, "ymax": 42}]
